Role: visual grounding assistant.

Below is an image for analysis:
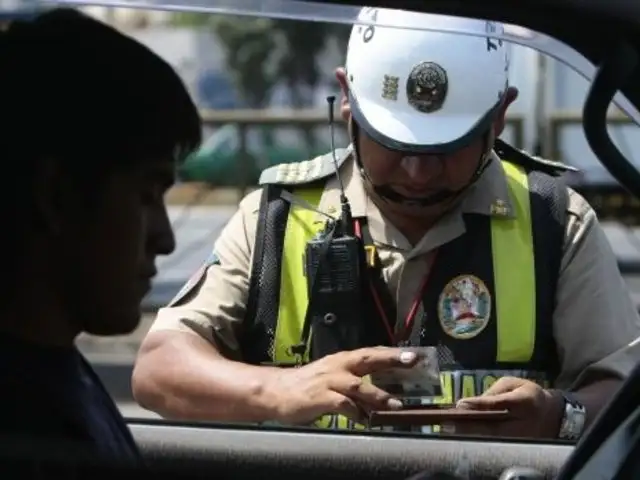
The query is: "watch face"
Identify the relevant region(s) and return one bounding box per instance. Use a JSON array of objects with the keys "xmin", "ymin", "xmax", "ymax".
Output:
[{"xmin": 559, "ymin": 398, "xmax": 587, "ymax": 440}]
